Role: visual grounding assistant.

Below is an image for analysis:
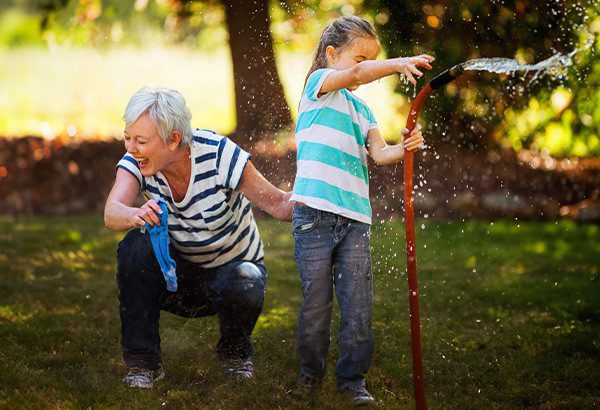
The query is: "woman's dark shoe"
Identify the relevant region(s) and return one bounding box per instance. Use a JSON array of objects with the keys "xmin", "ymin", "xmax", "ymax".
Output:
[
  {"xmin": 223, "ymin": 358, "xmax": 254, "ymax": 379},
  {"xmin": 122, "ymin": 365, "xmax": 165, "ymax": 388}
]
